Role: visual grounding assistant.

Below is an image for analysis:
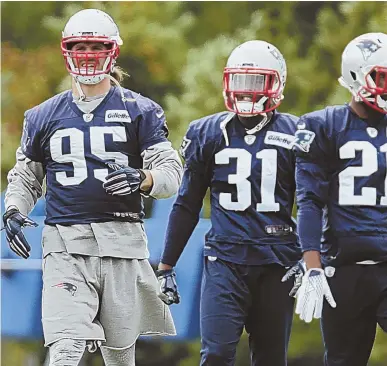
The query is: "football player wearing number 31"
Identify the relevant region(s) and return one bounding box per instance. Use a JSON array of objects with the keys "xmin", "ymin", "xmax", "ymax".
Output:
[
  {"xmin": 157, "ymin": 40, "xmax": 302, "ymax": 366},
  {"xmin": 3, "ymin": 8, "xmax": 182, "ymax": 366},
  {"xmin": 288, "ymin": 32, "xmax": 387, "ymax": 366}
]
